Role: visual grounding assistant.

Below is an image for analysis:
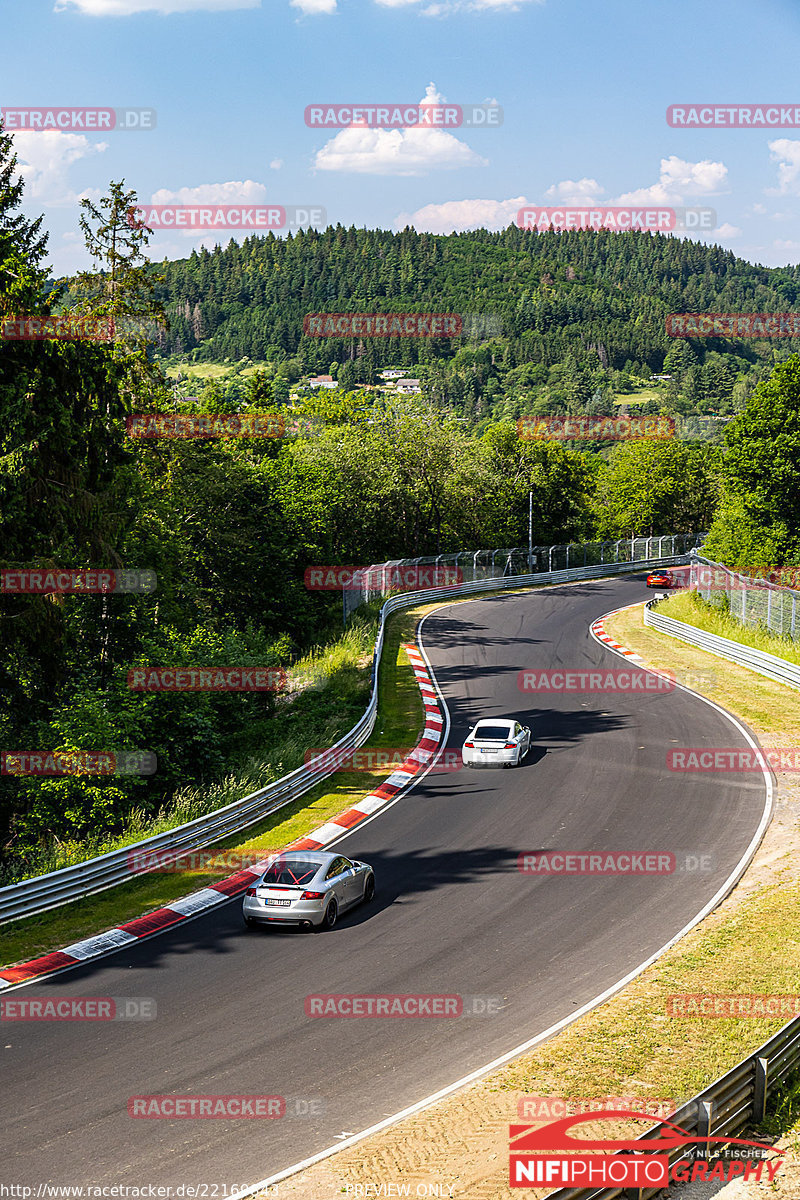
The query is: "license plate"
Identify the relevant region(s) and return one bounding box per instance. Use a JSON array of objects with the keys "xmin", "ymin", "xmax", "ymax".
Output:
[
  {"xmin": 266, "ymin": 898, "xmax": 292, "ymax": 906},
  {"xmin": 480, "ymin": 748, "xmax": 495, "ymax": 754}
]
